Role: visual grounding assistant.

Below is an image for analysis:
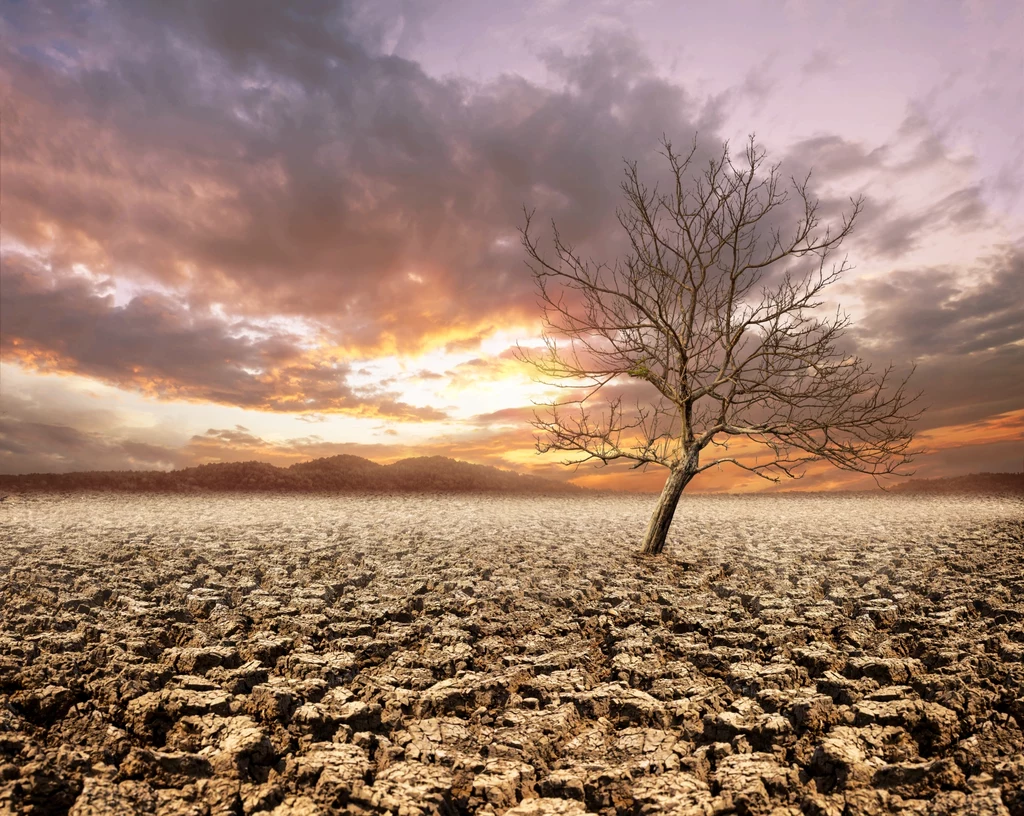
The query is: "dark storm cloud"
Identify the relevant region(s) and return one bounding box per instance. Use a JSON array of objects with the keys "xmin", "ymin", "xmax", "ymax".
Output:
[
  {"xmin": 856, "ymin": 248, "xmax": 1024, "ymax": 358},
  {"xmin": 0, "ymin": 253, "xmax": 446, "ymax": 419},
  {"xmin": 0, "ymin": 0, "xmax": 722, "ymax": 371},
  {"xmin": 853, "ymin": 246, "xmax": 1024, "ymax": 428}
]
